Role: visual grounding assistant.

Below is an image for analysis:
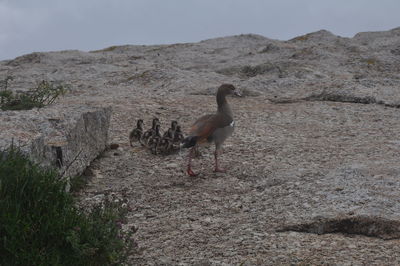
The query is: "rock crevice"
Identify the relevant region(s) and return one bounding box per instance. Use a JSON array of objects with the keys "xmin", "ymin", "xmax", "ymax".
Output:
[{"xmin": 278, "ymin": 216, "xmax": 400, "ymax": 240}]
